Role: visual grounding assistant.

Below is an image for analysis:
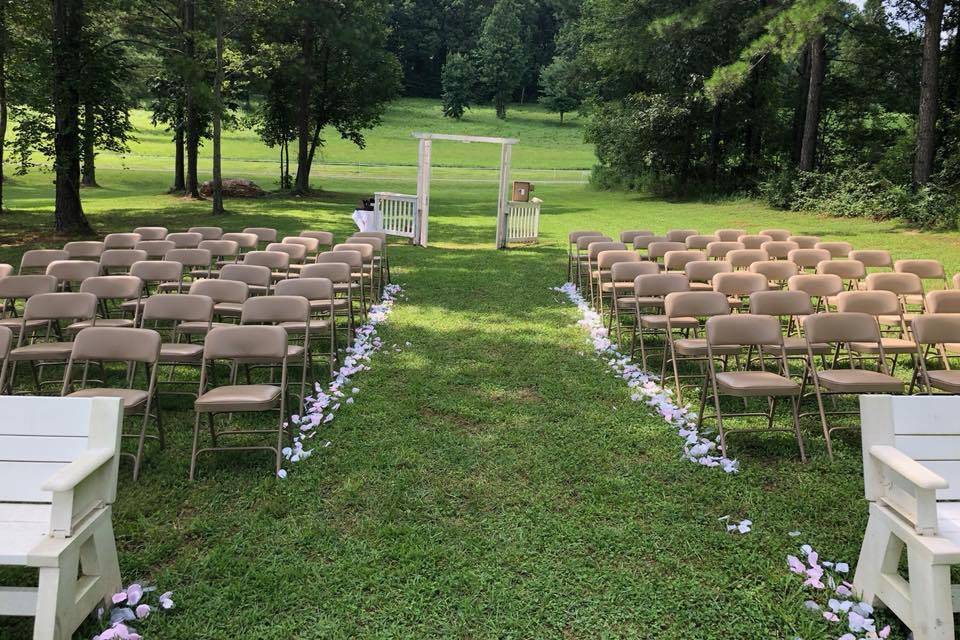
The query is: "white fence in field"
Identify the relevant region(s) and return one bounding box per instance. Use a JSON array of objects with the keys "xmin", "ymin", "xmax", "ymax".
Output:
[
  {"xmin": 374, "ymin": 192, "xmax": 419, "ymax": 241},
  {"xmin": 505, "ymin": 198, "xmax": 542, "ymax": 244}
]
